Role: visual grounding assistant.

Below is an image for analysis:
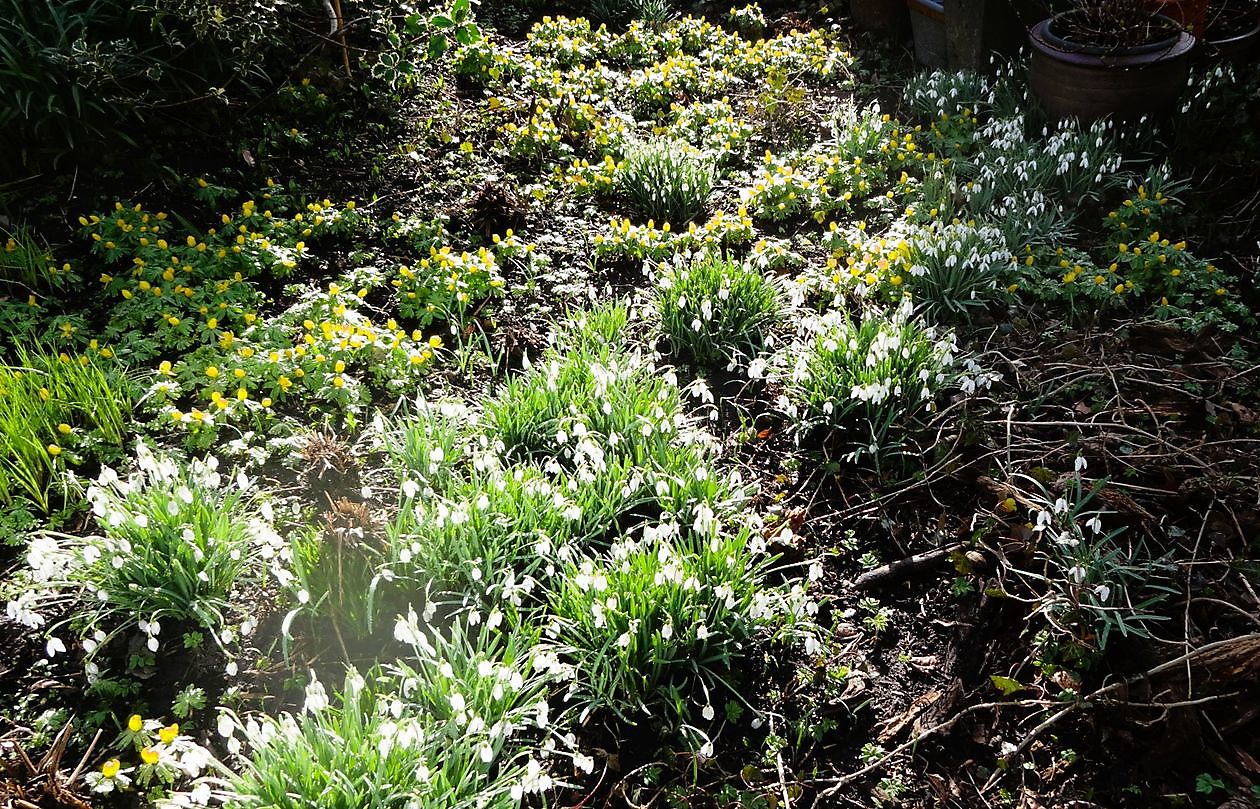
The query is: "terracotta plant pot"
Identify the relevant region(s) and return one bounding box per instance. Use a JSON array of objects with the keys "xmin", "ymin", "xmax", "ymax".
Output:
[
  {"xmin": 908, "ymin": 0, "xmax": 947, "ymax": 67},
  {"xmin": 1028, "ymin": 13, "xmax": 1196, "ymax": 122}
]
